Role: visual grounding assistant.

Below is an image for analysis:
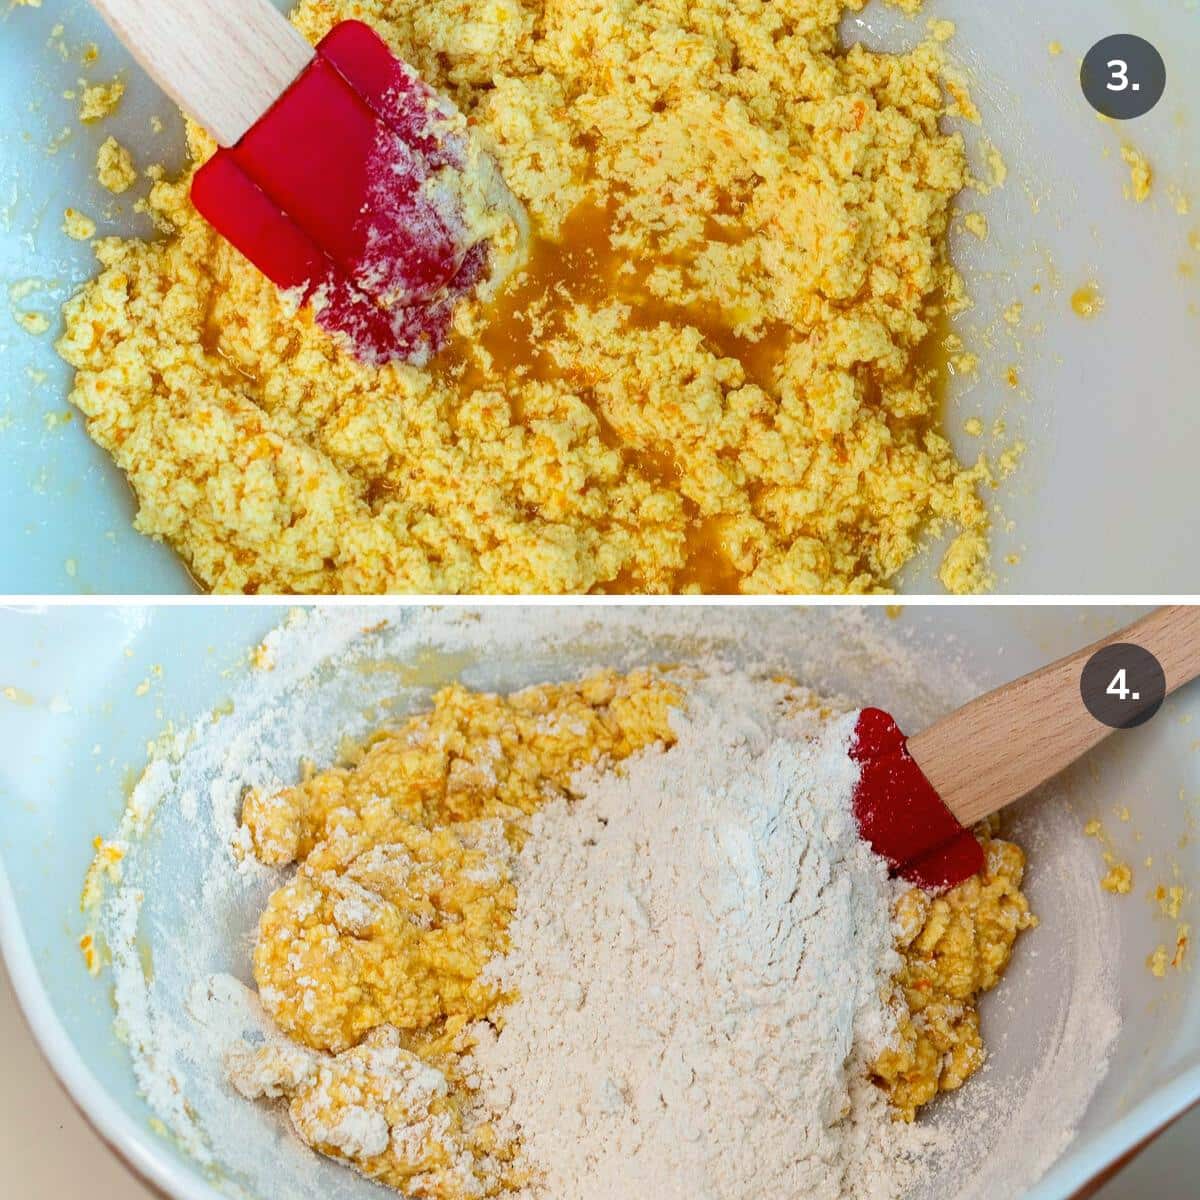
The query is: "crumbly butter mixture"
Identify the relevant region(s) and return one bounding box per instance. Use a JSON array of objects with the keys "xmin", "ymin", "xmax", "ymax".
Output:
[
  {"xmin": 872, "ymin": 836, "xmax": 1036, "ymax": 1121},
  {"xmin": 78, "ymin": 76, "xmax": 124, "ymax": 123},
  {"xmin": 1121, "ymin": 144, "xmax": 1153, "ymax": 204},
  {"xmin": 252, "ymin": 817, "xmax": 518, "ymax": 1057},
  {"xmin": 59, "ymin": 0, "xmax": 994, "ymax": 595},
  {"xmin": 96, "ymin": 136, "xmax": 137, "ymax": 194},
  {"xmin": 1084, "ymin": 819, "xmax": 1190, "ymax": 978},
  {"xmin": 232, "ymin": 671, "xmax": 1032, "ymax": 1196},
  {"xmin": 62, "ymin": 207, "xmax": 96, "ymax": 241},
  {"xmin": 1148, "ymin": 926, "xmax": 1190, "ymax": 978}
]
